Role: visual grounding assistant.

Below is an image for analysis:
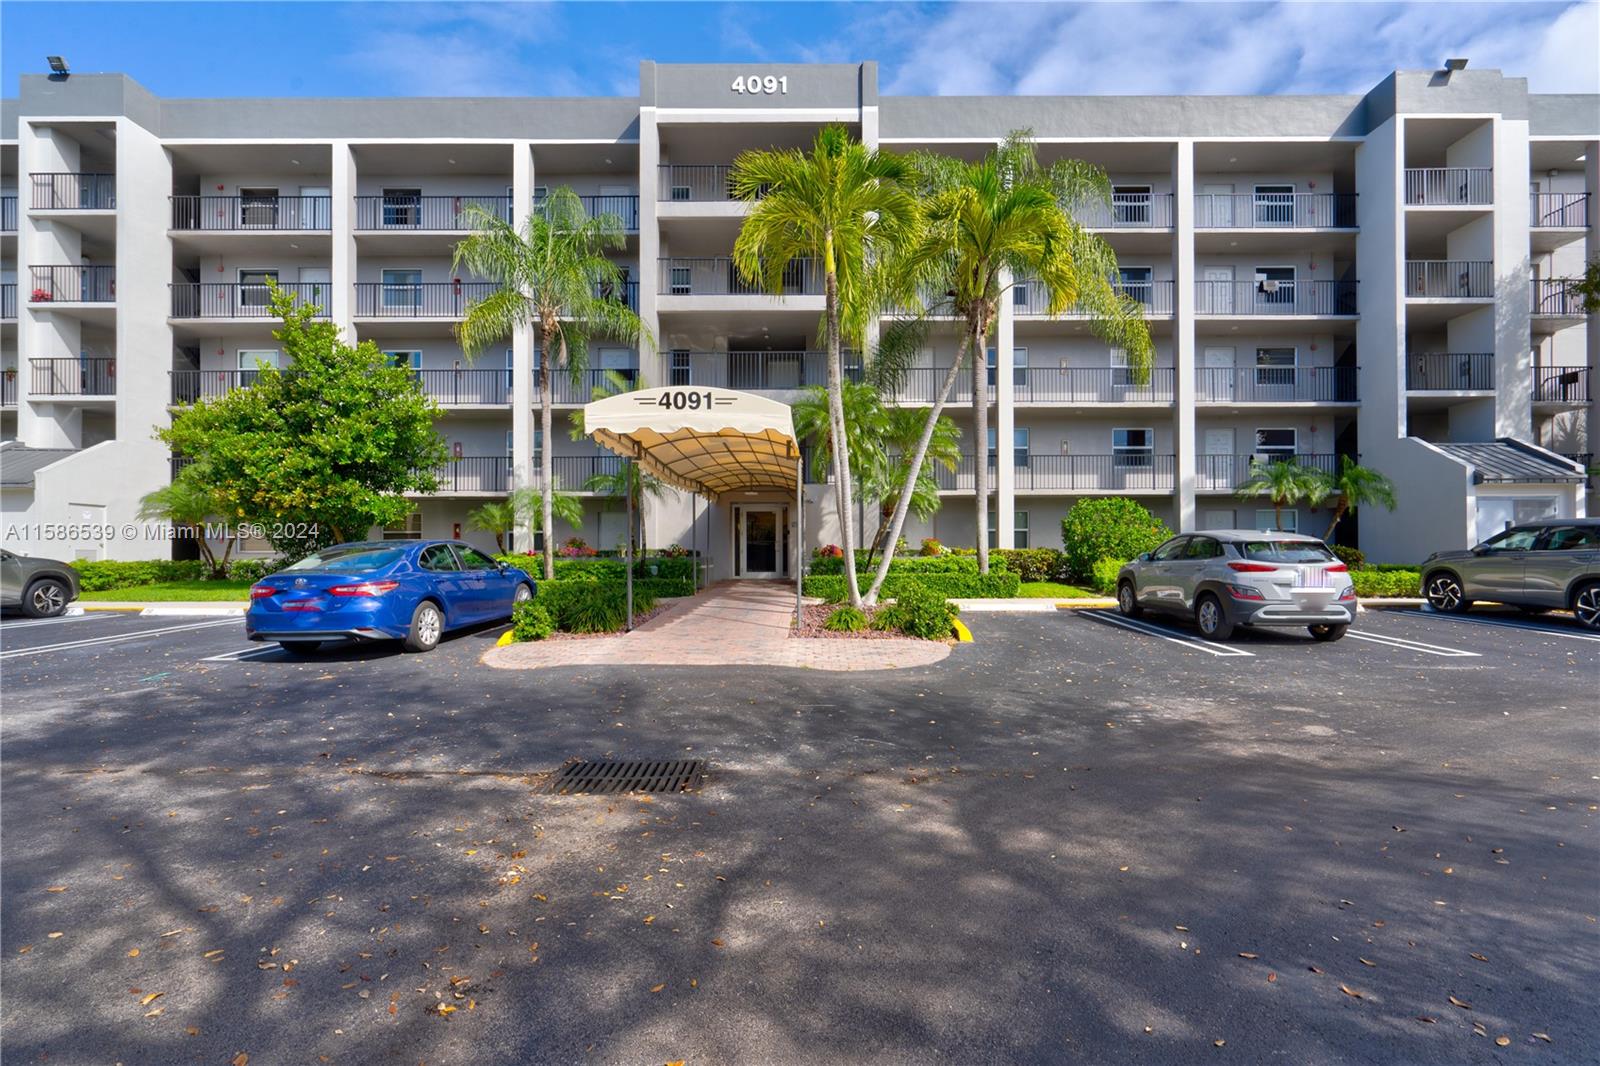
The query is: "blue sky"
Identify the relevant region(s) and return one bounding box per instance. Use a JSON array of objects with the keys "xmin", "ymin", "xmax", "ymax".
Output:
[{"xmin": 2, "ymin": 1, "xmax": 1596, "ymax": 99}]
